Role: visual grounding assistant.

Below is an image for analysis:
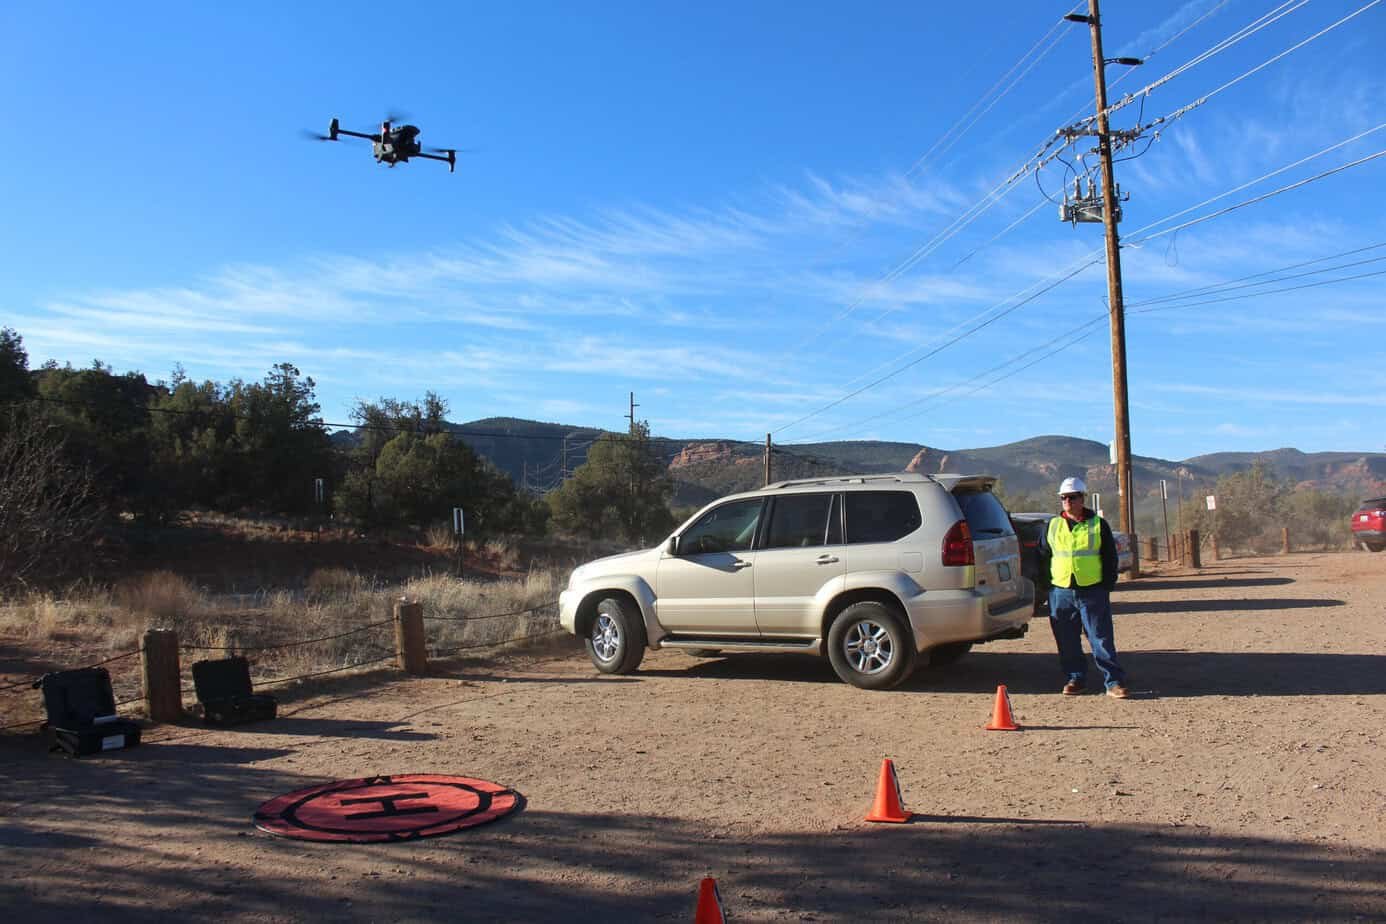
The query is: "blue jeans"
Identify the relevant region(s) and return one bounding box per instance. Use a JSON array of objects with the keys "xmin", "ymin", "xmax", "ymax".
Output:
[{"xmin": 1049, "ymin": 585, "xmax": 1125, "ymax": 689}]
